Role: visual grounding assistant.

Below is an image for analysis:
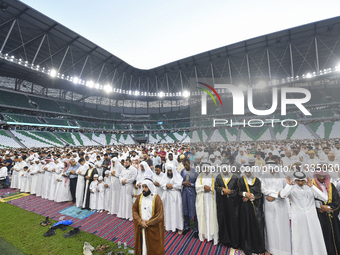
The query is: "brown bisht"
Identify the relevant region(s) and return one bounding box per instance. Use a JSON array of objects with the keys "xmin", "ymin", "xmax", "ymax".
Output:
[{"xmin": 133, "ymin": 193, "xmax": 165, "ymax": 255}]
